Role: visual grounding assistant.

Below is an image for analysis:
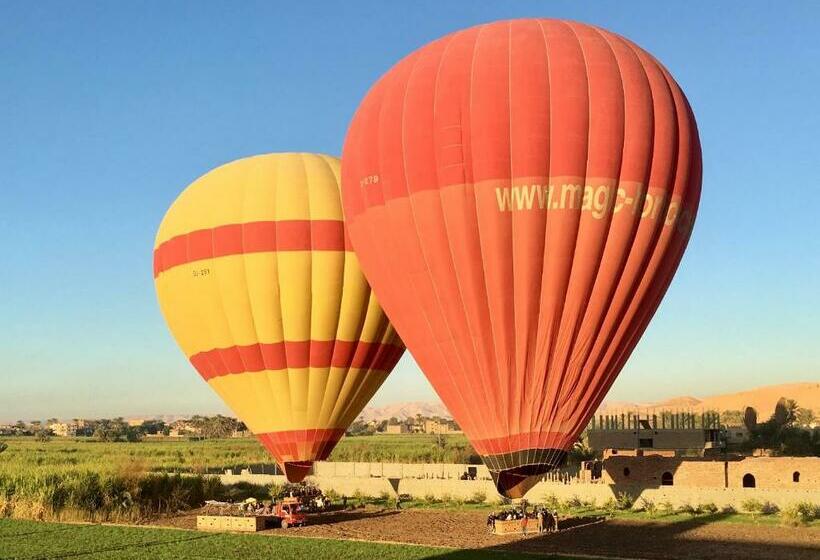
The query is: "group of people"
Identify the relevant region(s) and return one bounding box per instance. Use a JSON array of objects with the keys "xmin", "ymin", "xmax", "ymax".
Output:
[
  {"xmin": 487, "ymin": 505, "xmax": 560, "ymax": 535},
  {"xmin": 274, "ymin": 484, "xmax": 328, "ymax": 513},
  {"xmin": 235, "ymin": 498, "xmax": 274, "ymax": 516},
  {"xmin": 534, "ymin": 507, "xmax": 560, "ymax": 534}
]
